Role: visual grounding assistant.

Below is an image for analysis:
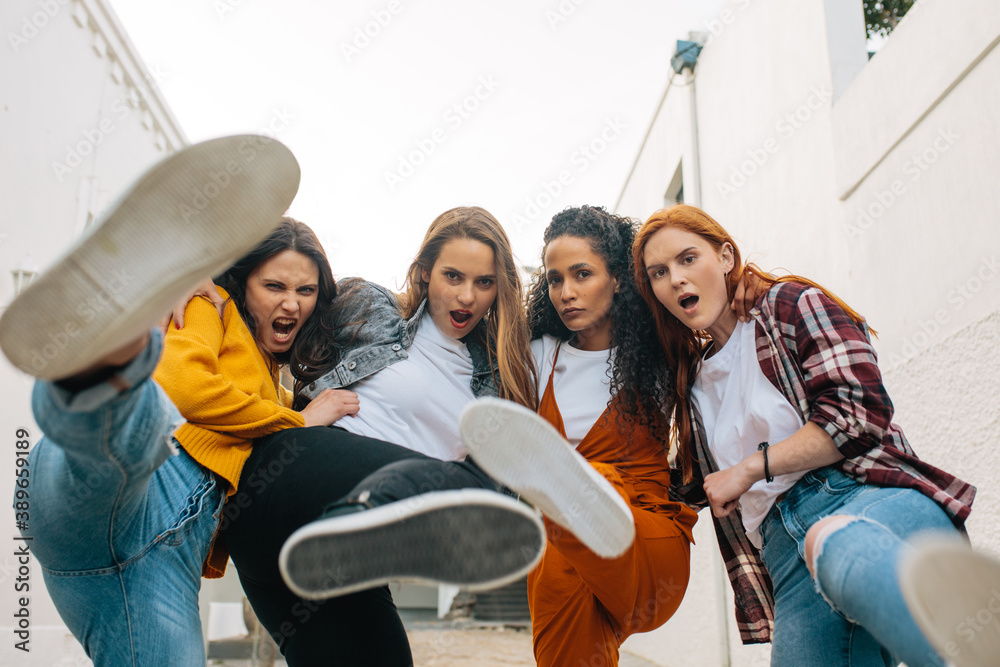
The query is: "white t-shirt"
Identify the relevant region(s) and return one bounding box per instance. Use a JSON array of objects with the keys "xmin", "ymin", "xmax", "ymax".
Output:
[
  {"xmin": 531, "ymin": 335, "xmax": 614, "ymax": 448},
  {"xmin": 691, "ymin": 320, "xmax": 806, "ymax": 548},
  {"xmin": 337, "ymin": 316, "xmax": 475, "ymax": 461}
]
